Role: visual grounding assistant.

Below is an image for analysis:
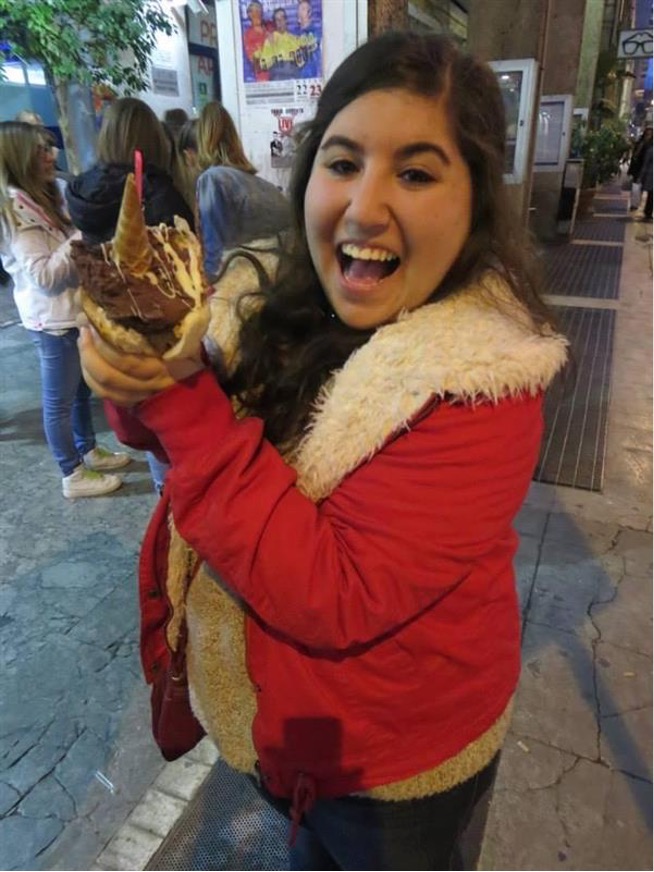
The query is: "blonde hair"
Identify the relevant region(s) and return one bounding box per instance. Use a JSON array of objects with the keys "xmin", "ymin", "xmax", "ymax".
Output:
[
  {"xmin": 0, "ymin": 121, "xmax": 68, "ymax": 233},
  {"xmin": 197, "ymin": 102, "xmax": 256, "ymax": 174},
  {"xmin": 15, "ymin": 110, "xmax": 43, "ymax": 126},
  {"xmin": 97, "ymin": 97, "xmax": 171, "ymax": 171},
  {"xmin": 175, "ymin": 119, "xmax": 200, "ymax": 210}
]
